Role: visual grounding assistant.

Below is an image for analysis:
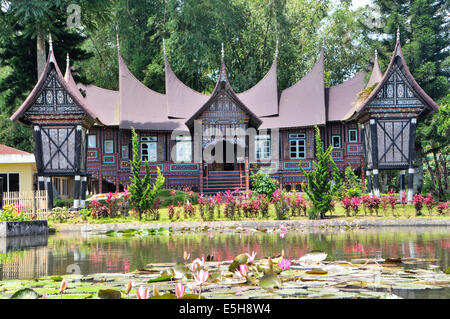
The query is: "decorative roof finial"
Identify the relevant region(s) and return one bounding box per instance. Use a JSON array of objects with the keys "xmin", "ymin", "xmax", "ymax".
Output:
[
  {"xmin": 322, "ymin": 37, "xmax": 325, "ymax": 48},
  {"xmin": 374, "ymin": 48, "xmax": 378, "ymax": 60},
  {"xmin": 49, "ymin": 34, "xmax": 53, "ymax": 52},
  {"xmin": 163, "ymin": 38, "xmax": 166, "ymax": 56},
  {"xmin": 66, "ymin": 53, "xmax": 70, "ymax": 66},
  {"xmin": 396, "ymin": 26, "xmax": 400, "ymax": 42},
  {"xmin": 116, "ymin": 33, "xmax": 120, "ymax": 53},
  {"xmin": 275, "ymin": 39, "xmax": 279, "ymax": 58},
  {"xmin": 221, "ymin": 43, "xmax": 224, "ymax": 59}
]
